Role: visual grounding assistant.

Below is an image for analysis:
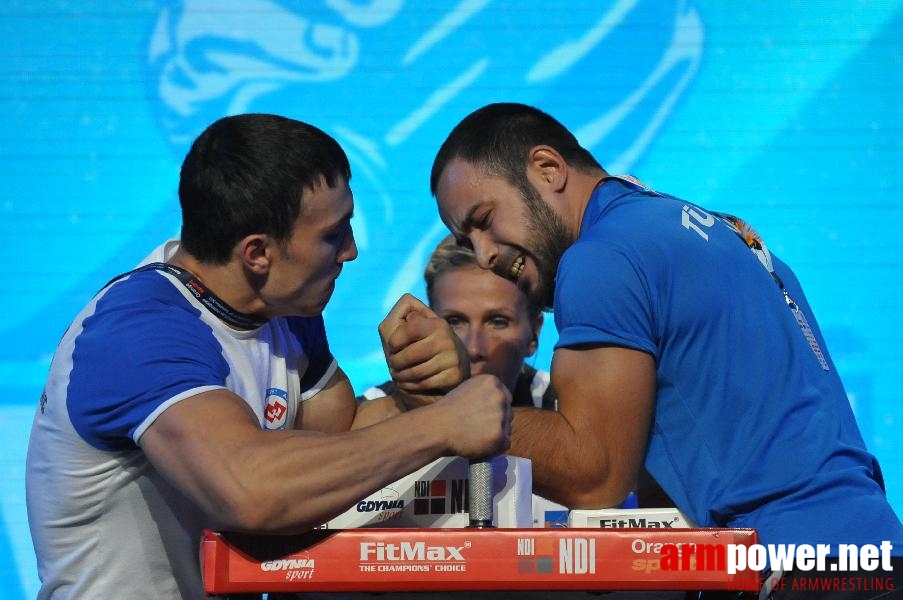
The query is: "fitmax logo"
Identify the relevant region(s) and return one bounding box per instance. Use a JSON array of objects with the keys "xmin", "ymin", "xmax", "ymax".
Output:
[
  {"xmin": 360, "ymin": 541, "xmax": 467, "ymax": 561},
  {"xmin": 598, "ymin": 517, "xmax": 679, "ymax": 528}
]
